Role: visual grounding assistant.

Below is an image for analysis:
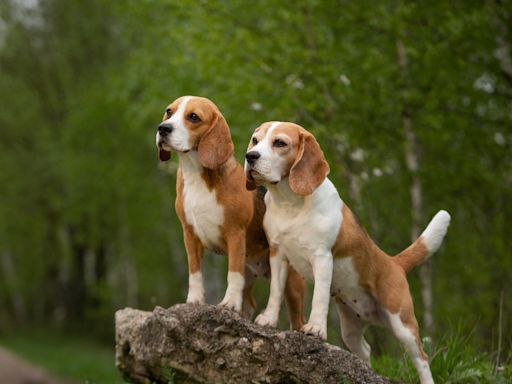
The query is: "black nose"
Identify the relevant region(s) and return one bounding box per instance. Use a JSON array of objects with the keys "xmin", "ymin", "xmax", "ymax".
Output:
[
  {"xmin": 245, "ymin": 151, "xmax": 261, "ymax": 164},
  {"xmin": 158, "ymin": 122, "xmax": 174, "ymax": 136}
]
